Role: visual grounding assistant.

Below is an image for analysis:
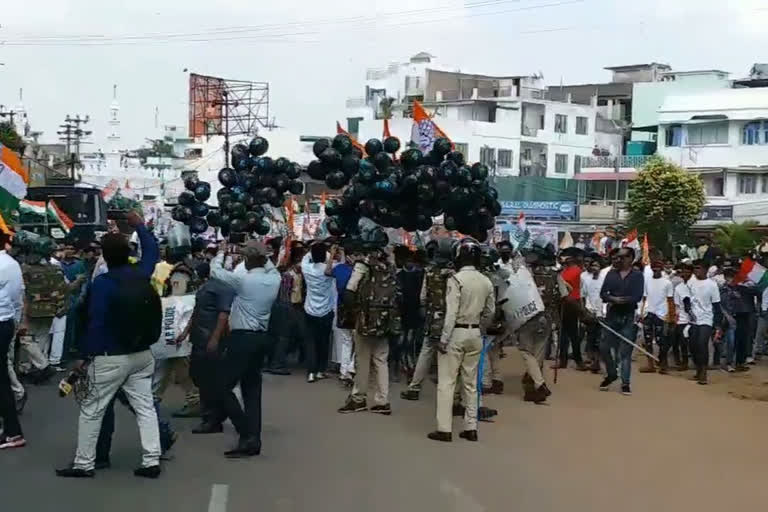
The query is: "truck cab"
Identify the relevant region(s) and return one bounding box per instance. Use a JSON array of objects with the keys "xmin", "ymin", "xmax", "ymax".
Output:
[{"xmin": 20, "ymin": 185, "xmax": 108, "ymax": 244}]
